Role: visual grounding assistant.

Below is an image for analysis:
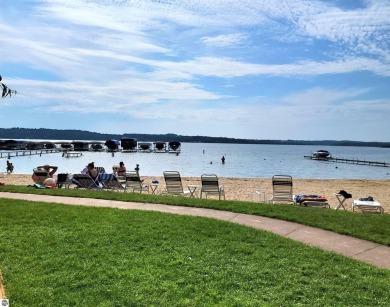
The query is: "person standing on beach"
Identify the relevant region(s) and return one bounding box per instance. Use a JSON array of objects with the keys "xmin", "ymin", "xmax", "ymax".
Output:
[
  {"xmin": 221, "ymin": 156, "xmax": 225, "ymax": 164},
  {"xmin": 135, "ymin": 164, "xmax": 140, "ymax": 174},
  {"xmin": 6, "ymin": 160, "xmax": 14, "ymax": 173}
]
